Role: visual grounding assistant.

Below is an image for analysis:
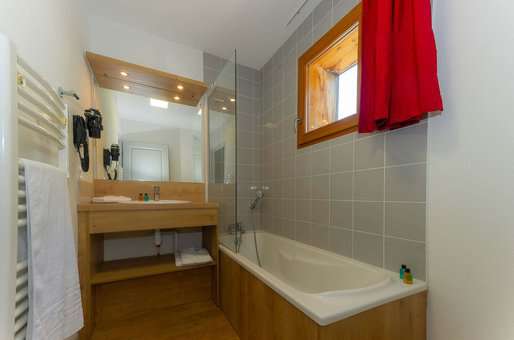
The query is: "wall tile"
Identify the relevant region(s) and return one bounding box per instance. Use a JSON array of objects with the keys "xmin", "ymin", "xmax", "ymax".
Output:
[
  {"xmin": 204, "ymin": 67, "xmax": 219, "ymax": 85},
  {"xmin": 386, "ymin": 123, "xmax": 427, "ymax": 166},
  {"xmin": 295, "ymin": 221, "xmax": 312, "ymax": 244},
  {"xmin": 354, "ymin": 232, "xmax": 383, "ymax": 267},
  {"xmin": 311, "ymin": 200, "xmax": 330, "ymax": 224},
  {"xmin": 298, "ymin": 34, "xmax": 313, "ymax": 56},
  {"xmin": 312, "ymin": 175, "xmax": 330, "ymax": 199},
  {"xmin": 254, "ymin": 0, "xmax": 427, "ymax": 273},
  {"xmin": 282, "ymin": 178, "xmax": 296, "ymax": 198},
  {"xmin": 331, "ymin": 172, "xmax": 353, "ymax": 200},
  {"xmin": 328, "ymin": 227, "xmax": 353, "ymax": 257},
  {"xmin": 313, "ymin": 14, "xmax": 332, "ymax": 41},
  {"xmin": 385, "ymin": 202, "xmax": 426, "ymax": 241},
  {"xmin": 284, "ymin": 199, "xmax": 296, "ymax": 220},
  {"xmin": 295, "ymin": 177, "xmax": 312, "ymax": 199},
  {"xmin": 295, "ymin": 152, "xmax": 312, "ymax": 177},
  {"xmin": 312, "ymin": 149, "xmax": 330, "ymax": 175},
  {"xmin": 385, "ymin": 237, "xmax": 426, "ymax": 280},
  {"xmin": 295, "ymin": 199, "xmax": 312, "ymax": 222},
  {"xmin": 355, "ymin": 134, "xmax": 385, "ymax": 170},
  {"xmin": 385, "ymin": 164, "xmax": 426, "ymax": 202},
  {"xmin": 310, "ymin": 224, "xmax": 329, "ymax": 249},
  {"xmin": 296, "ymin": 13, "xmax": 313, "ymax": 41},
  {"xmin": 331, "ymin": 201, "xmax": 353, "ymax": 228},
  {"xmin": 313, "ymin": 0, "xmax": 332, "ymax": 26},
  {"xmin": 333, "ymin": 0, "xmax": 359, "ymax": 24},
  {"xmin": 282, "ymin": 219, "xmax": 295, "ymax": 239},
  {"xmin": 331, "ymin": 142, "xmax": 354, "ymax": 173},
  {"xmin": 204, "ymin": 52, "xmax": 226, "ymax": 71},
  {"xmin": 282, "ymin": 157, "xmax": 295, "ymax": 178},
  {"xmin": 332, "ymin": 132, "xmax": 355, "ymax": 145},
  {"xmin": 354, "ymin": 201, "xmax": 383, "ymax": 234},
  {"xmin": 354, "ymin": 169, "xmax": 384, "ymax": 201}
]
